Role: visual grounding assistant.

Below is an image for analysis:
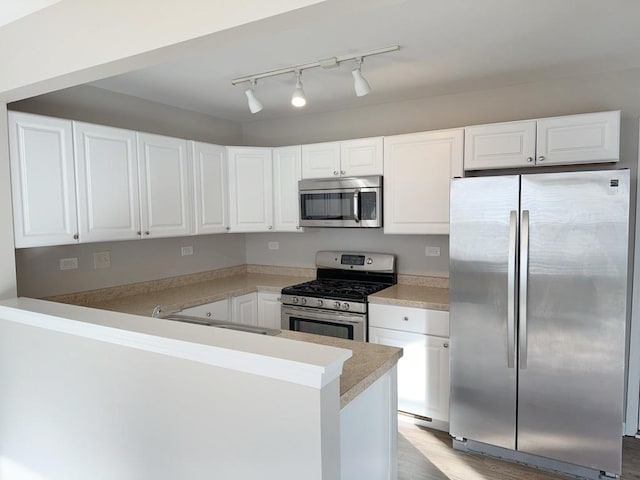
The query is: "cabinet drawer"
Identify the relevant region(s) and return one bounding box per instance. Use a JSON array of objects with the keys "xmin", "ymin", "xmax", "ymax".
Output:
[{"xmin": 369, "ymin": 304, "xmax": 449, "ymax": 336}]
